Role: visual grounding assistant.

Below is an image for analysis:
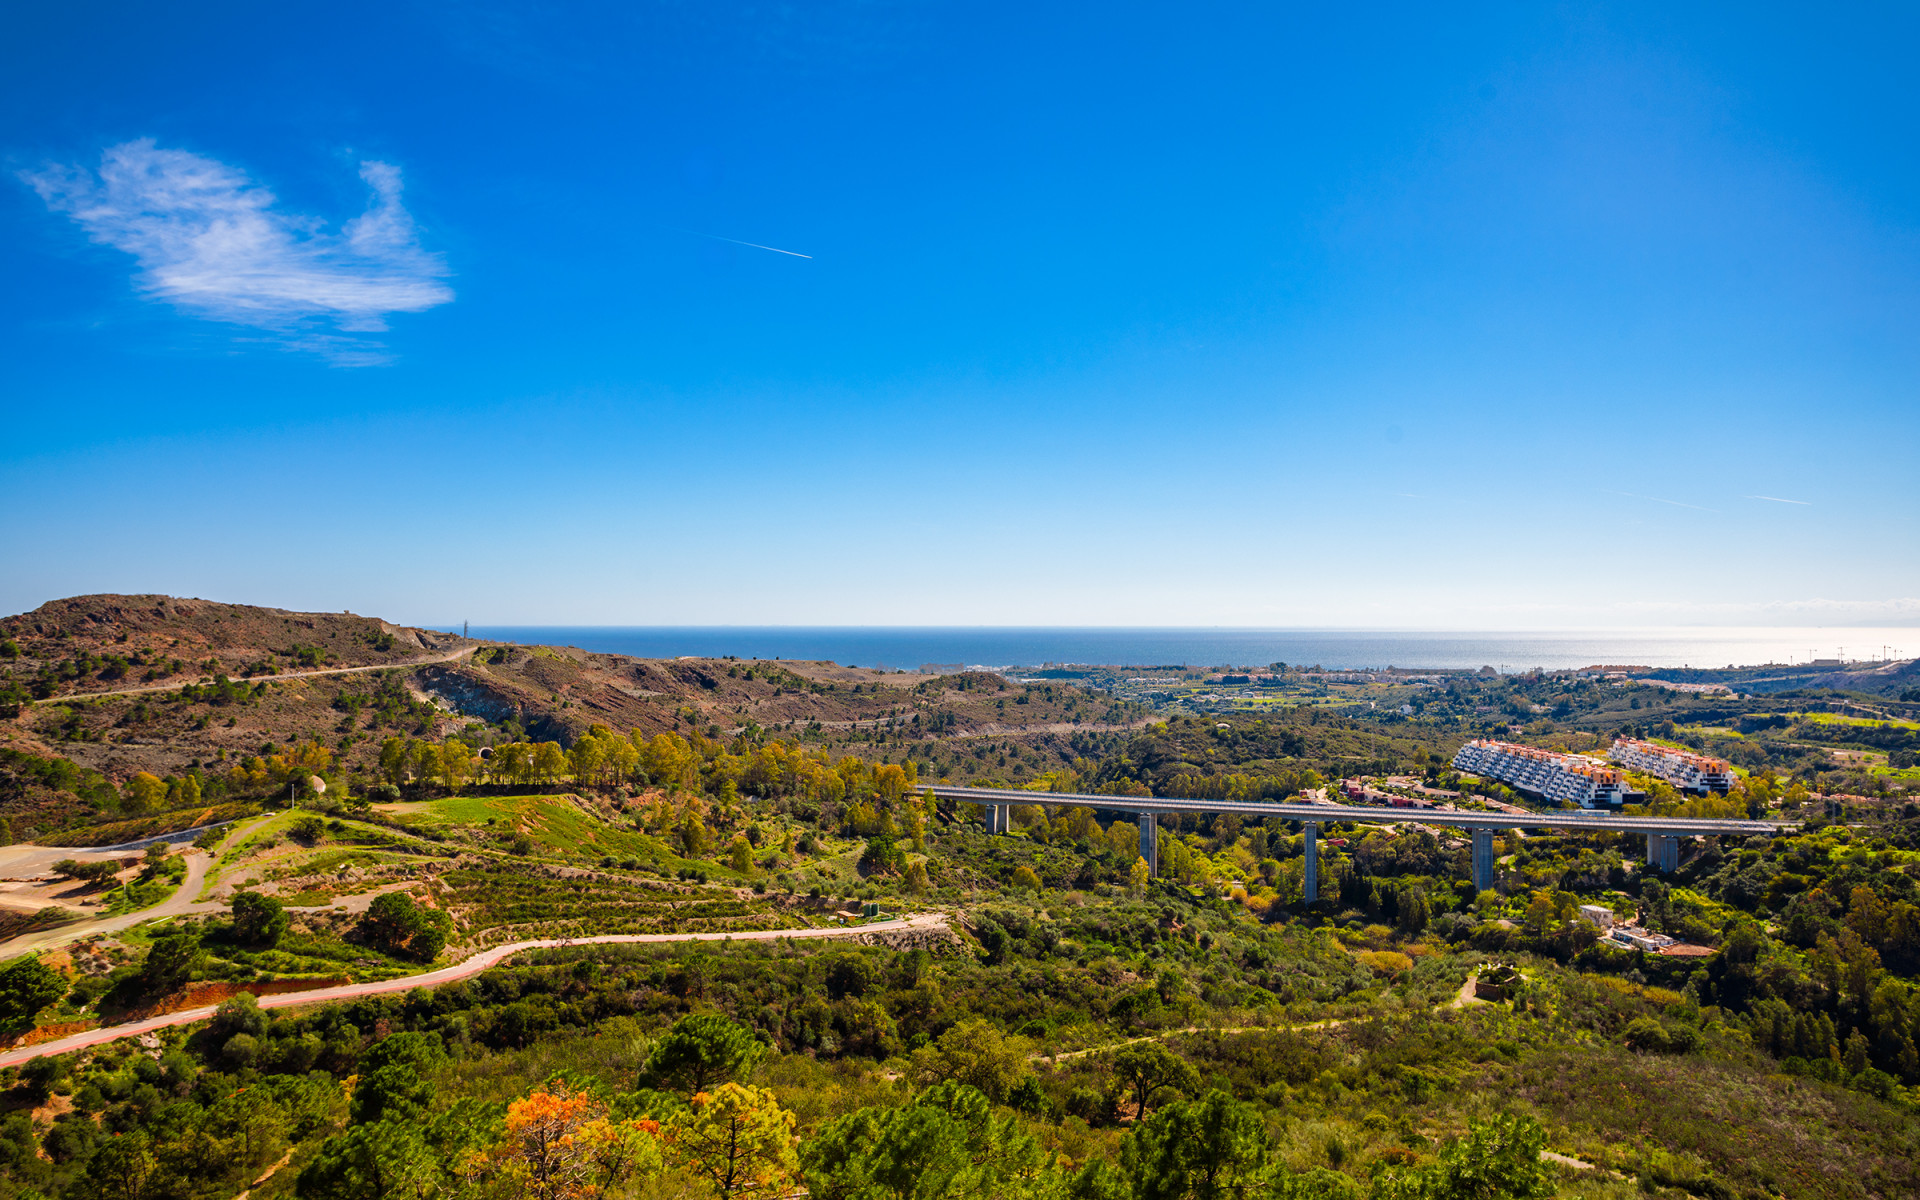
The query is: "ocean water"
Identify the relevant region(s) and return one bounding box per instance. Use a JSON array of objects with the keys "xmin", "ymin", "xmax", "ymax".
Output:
[{"xmin": 445, "ymin": 627, "xmax": 1916, "ymax": 673}]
